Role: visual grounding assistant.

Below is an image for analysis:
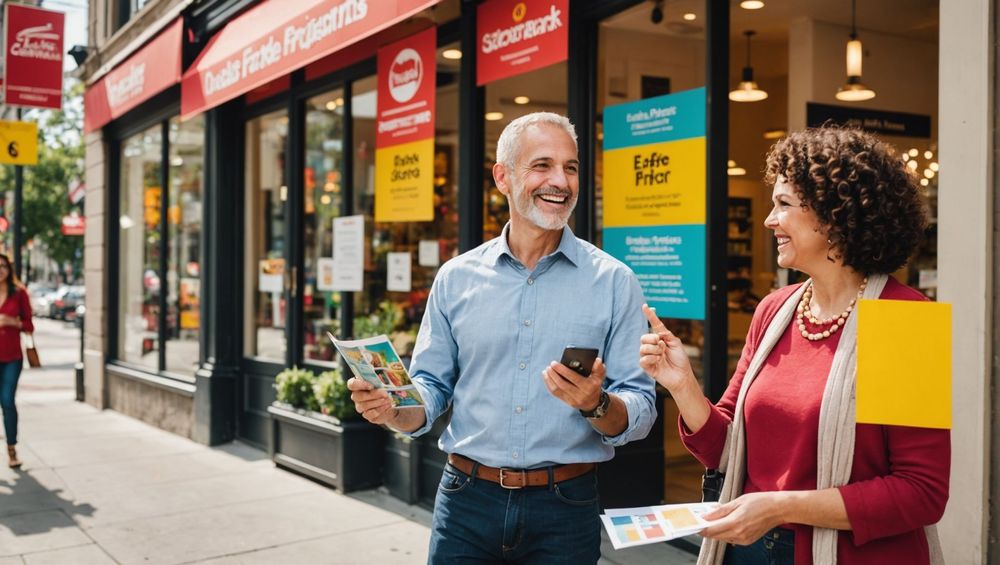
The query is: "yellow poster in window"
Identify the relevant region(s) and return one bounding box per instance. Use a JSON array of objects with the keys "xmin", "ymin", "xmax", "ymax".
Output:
[
  {"xmin": 375, "ymin": 137, "xmax": 434, "ymax": 223},
  {"xmin": 0, "ymin": 120, "xmax": 38, "ymax": 165},
  {"xmin": 856, "ymin": 299, "xmax": 952, "ymax": 429},
  {"xmin": 602, "ymin": 136, "xmax": 706, "ymax": 228}
]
